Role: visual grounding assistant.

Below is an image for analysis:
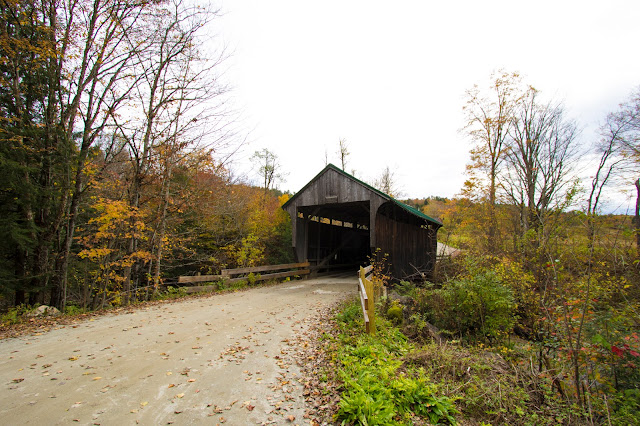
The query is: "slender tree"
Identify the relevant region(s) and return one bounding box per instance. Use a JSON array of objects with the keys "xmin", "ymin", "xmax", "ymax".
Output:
[
  {"xmin": 109, "ymin": 0, "xmax": 230, "ymax": 298},
  {"xmin": 462, "ymin": 70, "xmax": 522, "ymax": 252},
  {"xmin": 604, "ymin": 88, "xmax": 640, "ymax": 252},
  {"xmin": 374, "ymin": 165, "xmax": 402, "ymax": 198},
  {"xmin": 251, "ymin": 148, "xmax": 285, "ymax": 194},
  {"xmin": 338, "ymin": 138, "xmax": 350, "ymax": 171},
  {"xmin": 502, "ymin": 87, "xmax": 579, "ymax": 243}
]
